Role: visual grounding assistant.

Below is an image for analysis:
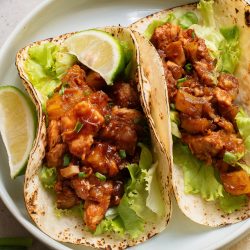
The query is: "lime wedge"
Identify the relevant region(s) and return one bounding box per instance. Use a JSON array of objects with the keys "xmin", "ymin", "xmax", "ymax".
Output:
[
  {"xmin": 0, "ymin": 86, "xmax": 36, "ymax": 179},
  {"xmin": 64, "ymin": 29, "xmax": 125, "ymax": 85}
]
